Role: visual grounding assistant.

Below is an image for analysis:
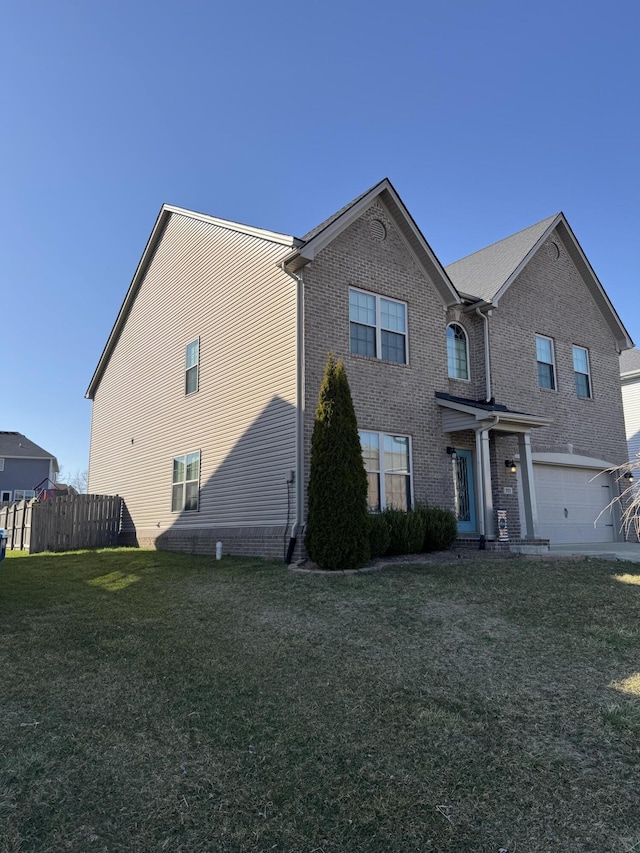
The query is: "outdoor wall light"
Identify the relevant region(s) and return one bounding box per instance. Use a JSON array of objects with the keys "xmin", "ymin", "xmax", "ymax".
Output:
[
  {"xmin": 624, "ymin": 471, "xmax": 634, "ymax": 483},
  {"xmin": 505, "ymin": 460, "xmax": 517, "ymax": 473},
  {"xmin": 446, "ymin": 446, "xmax": 457, "ymax": 461}
]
